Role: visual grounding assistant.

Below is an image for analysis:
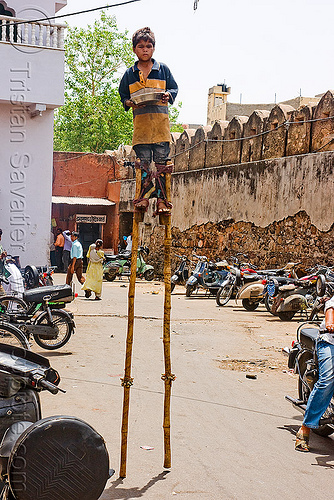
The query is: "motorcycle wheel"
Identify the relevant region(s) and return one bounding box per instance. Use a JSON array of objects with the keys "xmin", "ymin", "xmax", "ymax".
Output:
[
  {"xmin": 171, "ymin": 282, "xmax": 176, "ymax": 293},
  {"xmin": 278, "ymin": 311, "xmax": 296, "ymax": 321},
  {"xmin": 186, "ymin": 284, "xmax": 196, "ymax": 297},
  {"xmin": 0, "ymin": 296, "xmax": 28, "ymax": 314},
  {"xmin": 144, "ymin": 269, "xmax": 154, "ymax": 281},
  {"xmin": 0, "ymin": 323, "xmax": 30, "ymax": 349},
  {"xmin": 104, "ymin": 268, "xmax": 118, "ymax": 282},
  {"xmin": 264, "ymin": 295, "xmax": 275, "ymax": 314},
  {"xmin": 33, "ymin": 310, "xmax": 73, "ymax": 350},
  {"xmin": 216, "ymin": 283, "xmax": 233, "ymax": 306},
  {"xmin": 24, "ymin": 265, "xmax": 39, "ymax": 289},
  {"xmin": 242, "ymin": 299, "xmax": 260, "ymax": 311}
]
